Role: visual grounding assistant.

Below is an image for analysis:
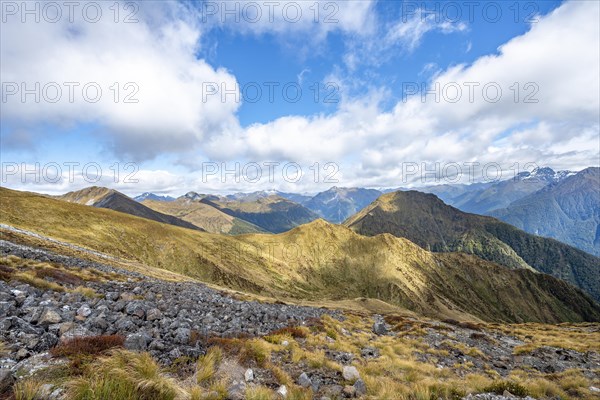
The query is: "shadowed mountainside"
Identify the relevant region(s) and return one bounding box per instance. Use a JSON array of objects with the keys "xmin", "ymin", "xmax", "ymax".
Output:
[{"xmin": 345, "ymin": 190, "xmax": 600, "ymax": 302}]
